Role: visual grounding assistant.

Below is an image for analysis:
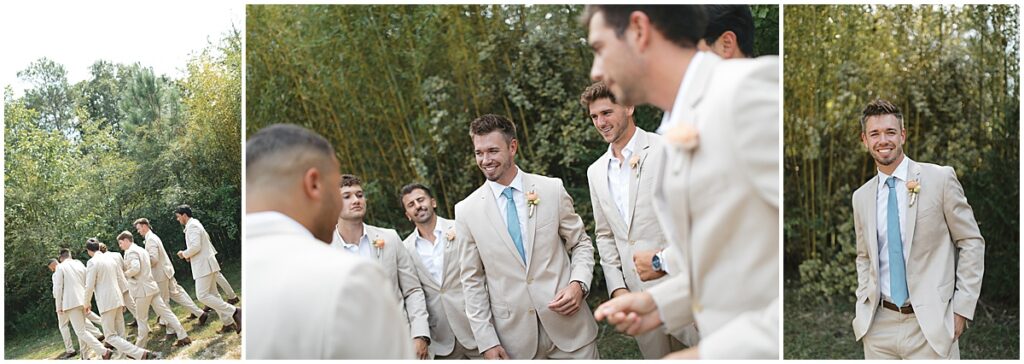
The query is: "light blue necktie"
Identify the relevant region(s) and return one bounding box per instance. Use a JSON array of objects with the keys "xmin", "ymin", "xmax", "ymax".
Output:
[
  {"xmin": 886, "ymin": 177, "xmax": 909, "ymax": 307},
  {"xmin": 503, "ymin": 187, "xmax": 527, "ymax": 263}
]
